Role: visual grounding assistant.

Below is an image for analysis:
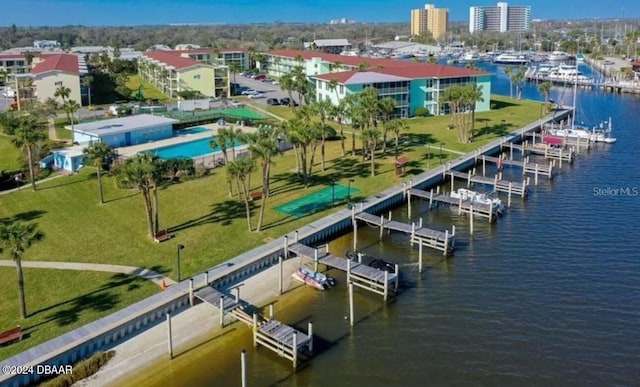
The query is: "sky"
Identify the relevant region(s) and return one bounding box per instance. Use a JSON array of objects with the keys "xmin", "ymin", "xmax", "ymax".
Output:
[{"xmin": 0, "ymin": 0, "xmax": 639, "ymax": 26}]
